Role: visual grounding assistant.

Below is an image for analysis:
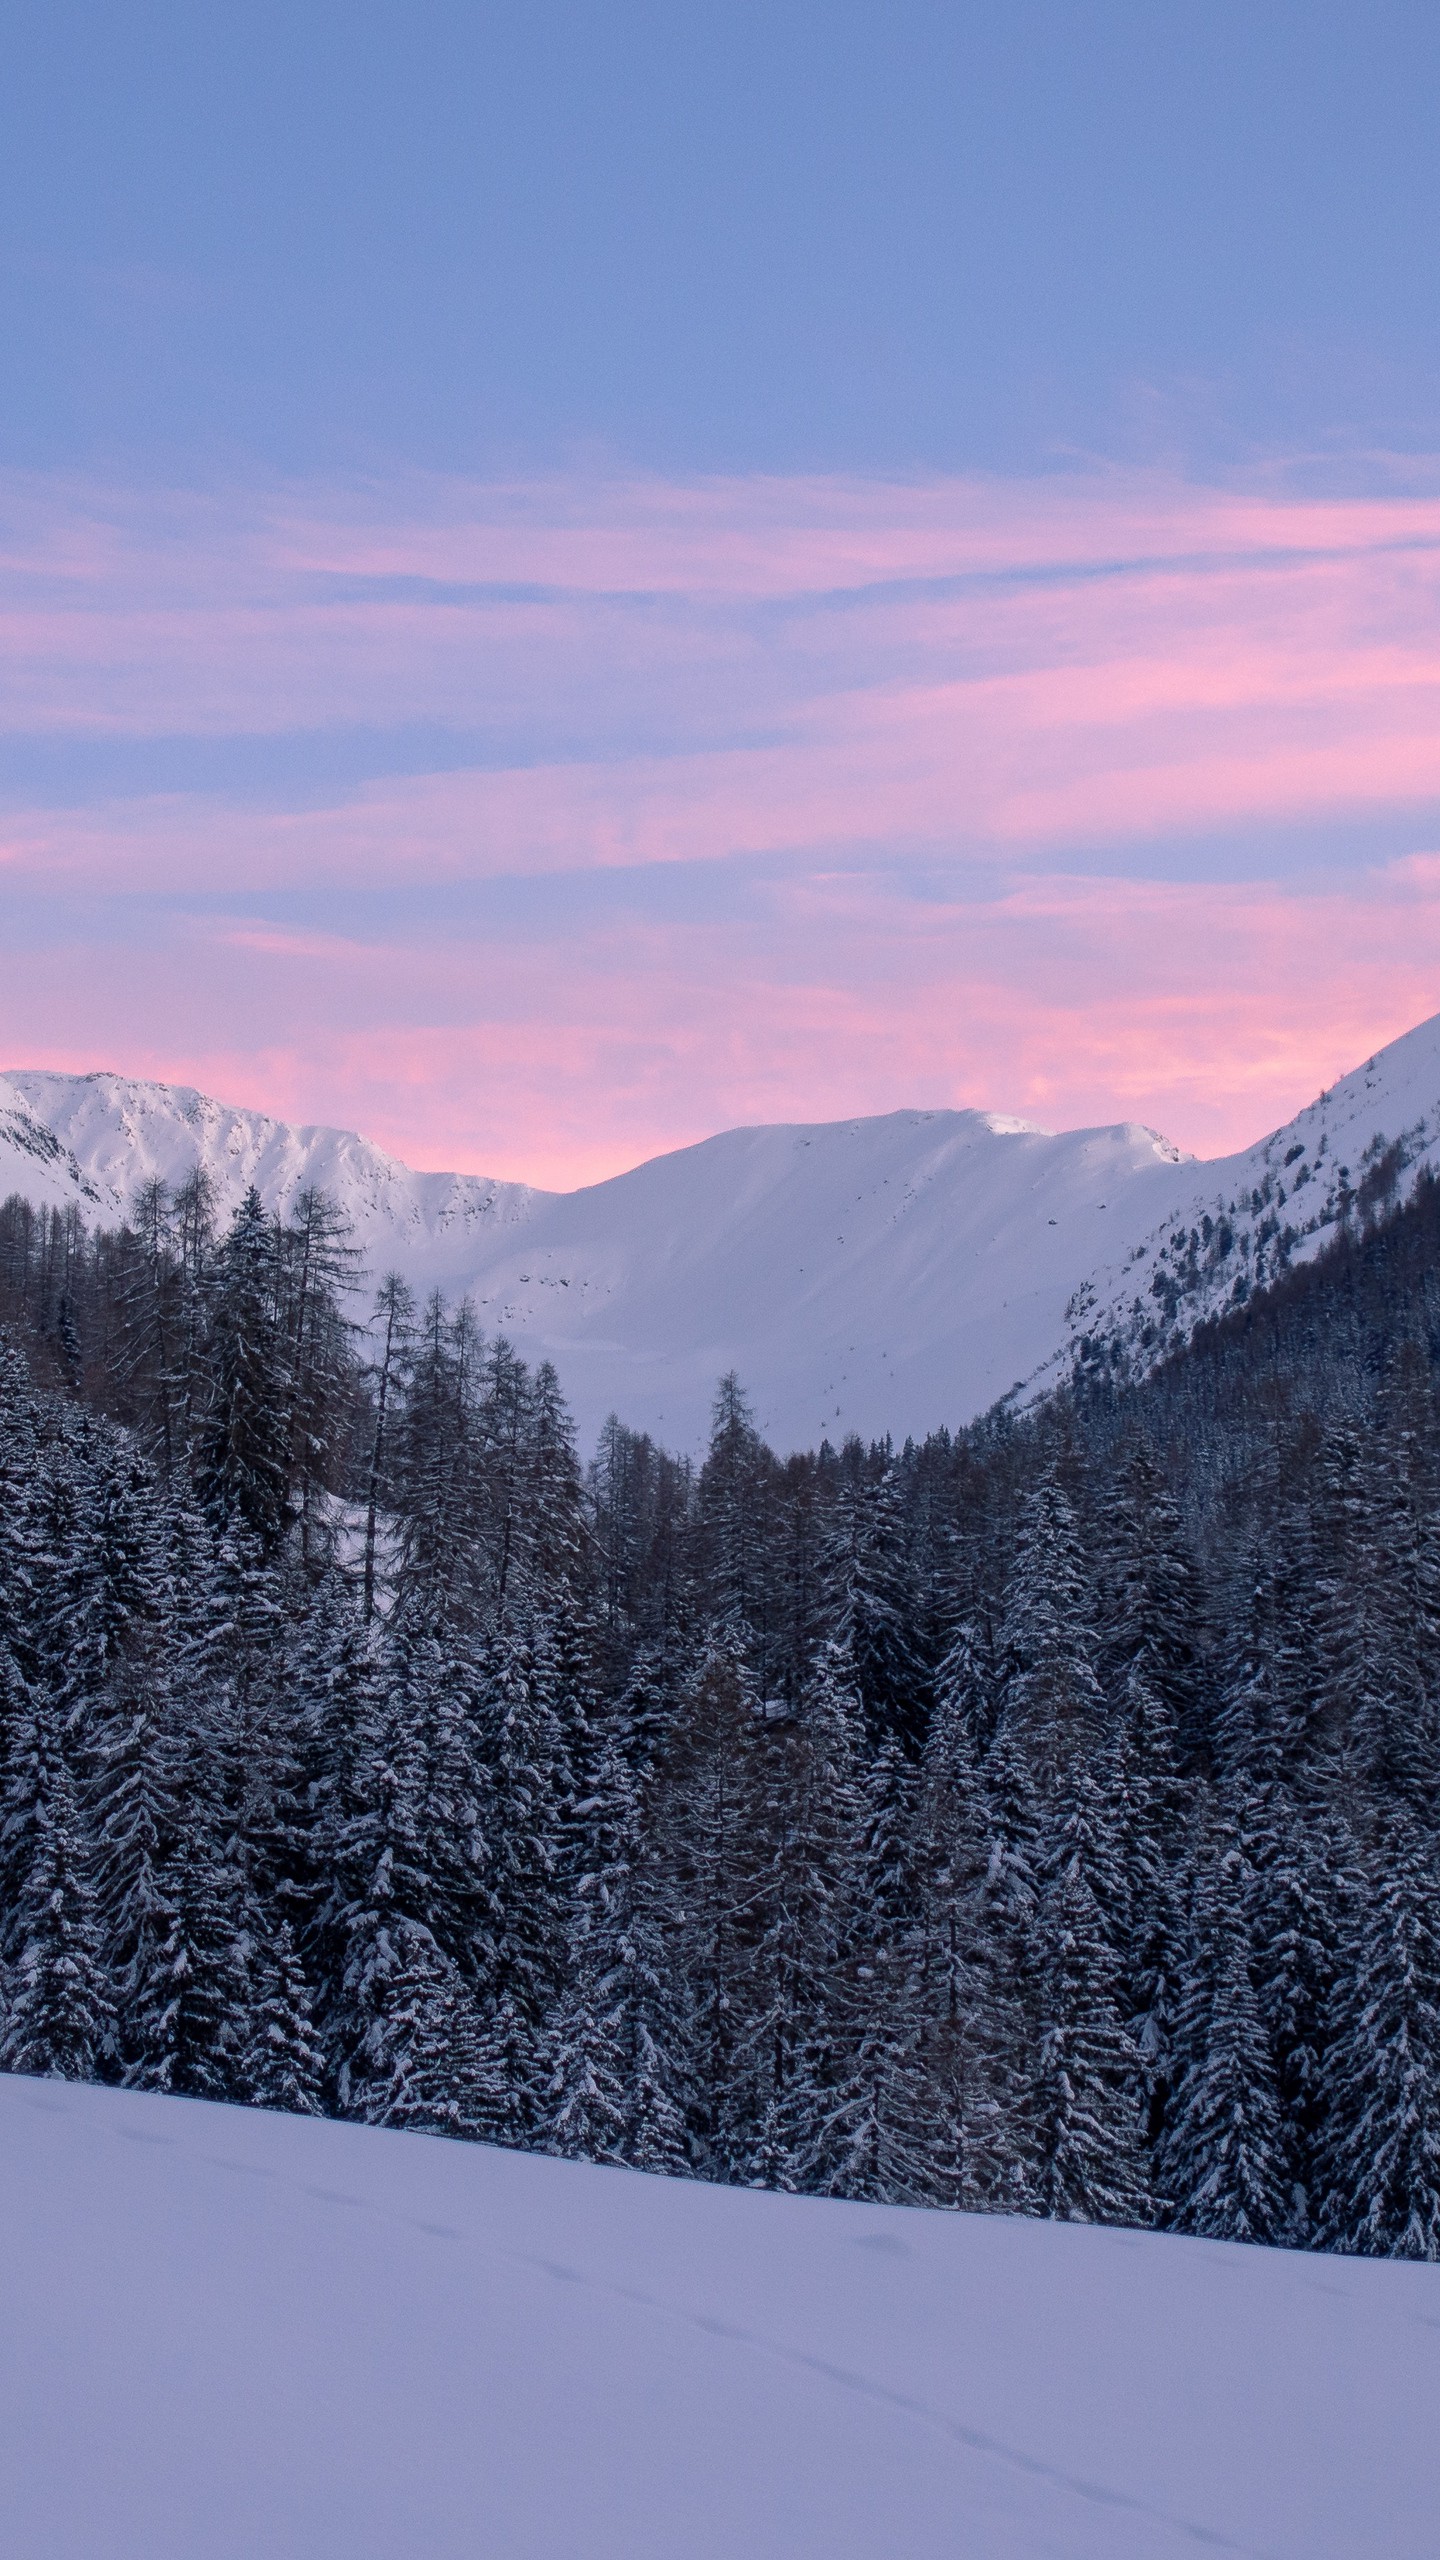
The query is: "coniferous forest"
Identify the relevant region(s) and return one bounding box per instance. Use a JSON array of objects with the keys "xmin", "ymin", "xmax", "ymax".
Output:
[{"xmin": 2, "ymin": 1165, "xmax": 1439, "ymax": 2259}]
